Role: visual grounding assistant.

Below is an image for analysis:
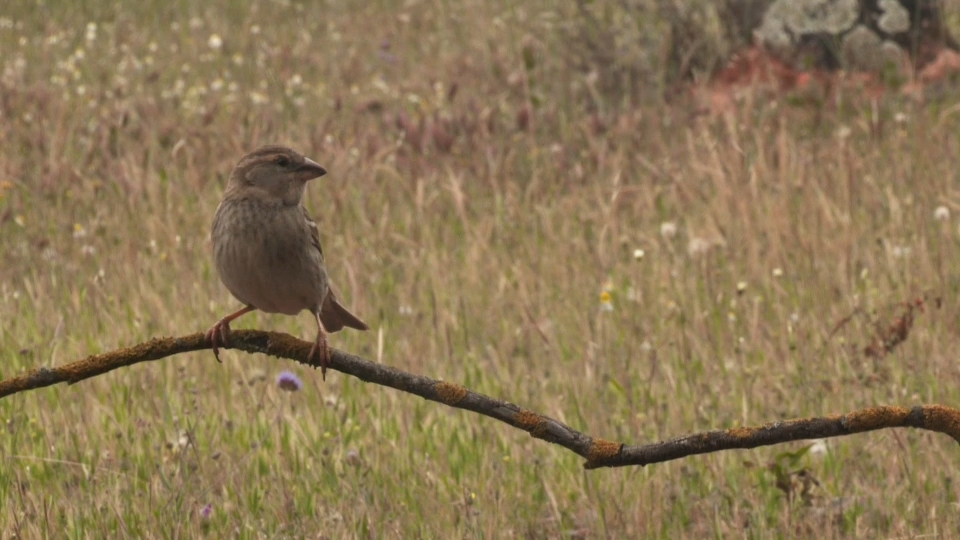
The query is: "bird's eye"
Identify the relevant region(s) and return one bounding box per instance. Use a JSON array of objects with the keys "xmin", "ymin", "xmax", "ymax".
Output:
[{"xmin": 276, "ymin": 156, "xmax": 290, "ymax": 167}]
